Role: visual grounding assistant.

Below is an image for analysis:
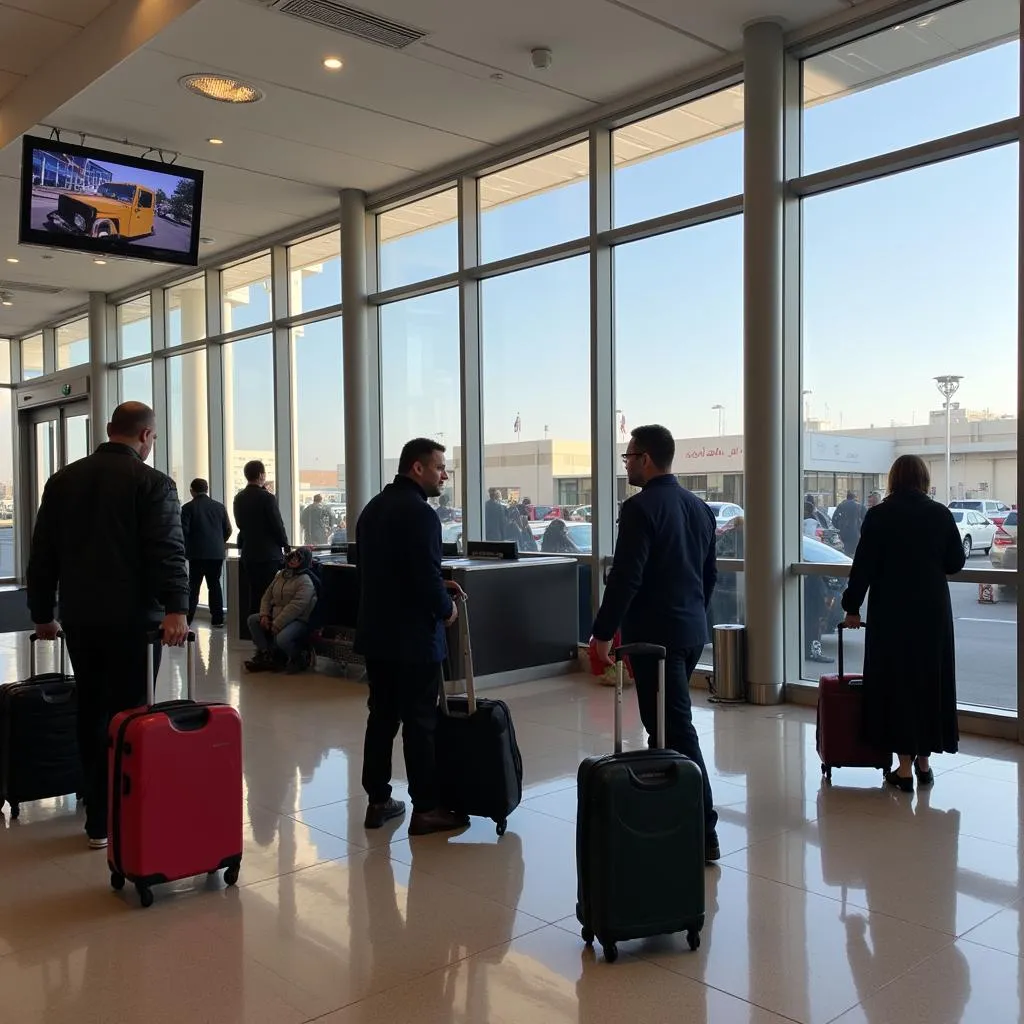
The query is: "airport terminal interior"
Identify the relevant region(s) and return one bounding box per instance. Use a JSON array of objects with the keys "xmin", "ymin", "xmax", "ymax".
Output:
[{"xmin": 1, "ymin": 0, "xmax": 1023, "ymax": 1021}]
